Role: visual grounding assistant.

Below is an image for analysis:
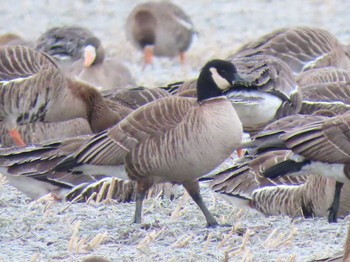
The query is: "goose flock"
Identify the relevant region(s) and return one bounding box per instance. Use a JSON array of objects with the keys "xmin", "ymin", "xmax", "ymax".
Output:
[{"xmin": 2, "ymin": 0, "xmax": 350, "ymax": 260}]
